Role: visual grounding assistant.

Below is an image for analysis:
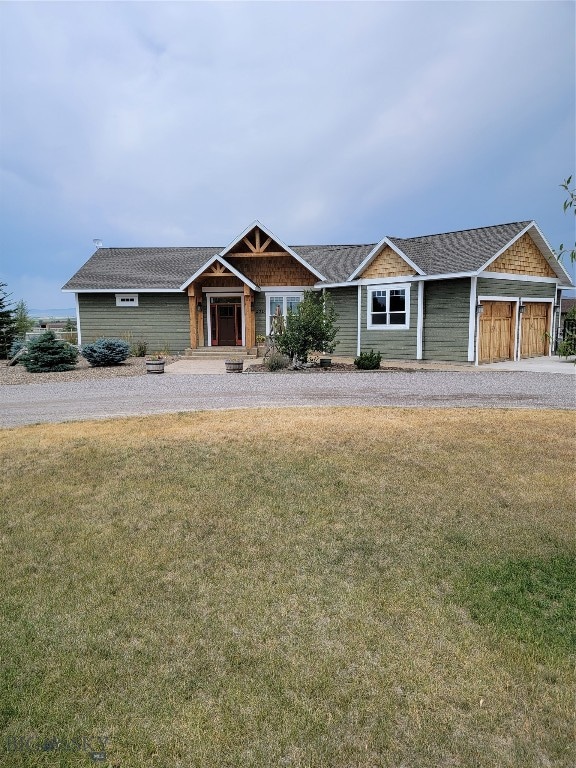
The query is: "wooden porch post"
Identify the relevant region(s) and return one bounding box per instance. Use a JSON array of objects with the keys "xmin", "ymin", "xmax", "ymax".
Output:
[
  {"xmin": 244, "ymin": 285, "xmax": 255, "ymax": 348},
  {"xmin": 187, "ymin": 284, "xmax": 200, "ymax": 349}
]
